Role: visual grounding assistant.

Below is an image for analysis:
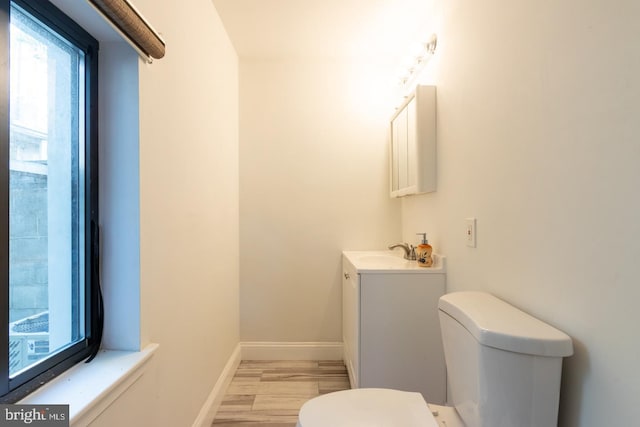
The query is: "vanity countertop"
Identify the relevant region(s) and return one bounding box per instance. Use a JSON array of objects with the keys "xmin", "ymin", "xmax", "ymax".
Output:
[{"xmin": 343, "ymin": 250, "xmax": 446, "ymax": 274}]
